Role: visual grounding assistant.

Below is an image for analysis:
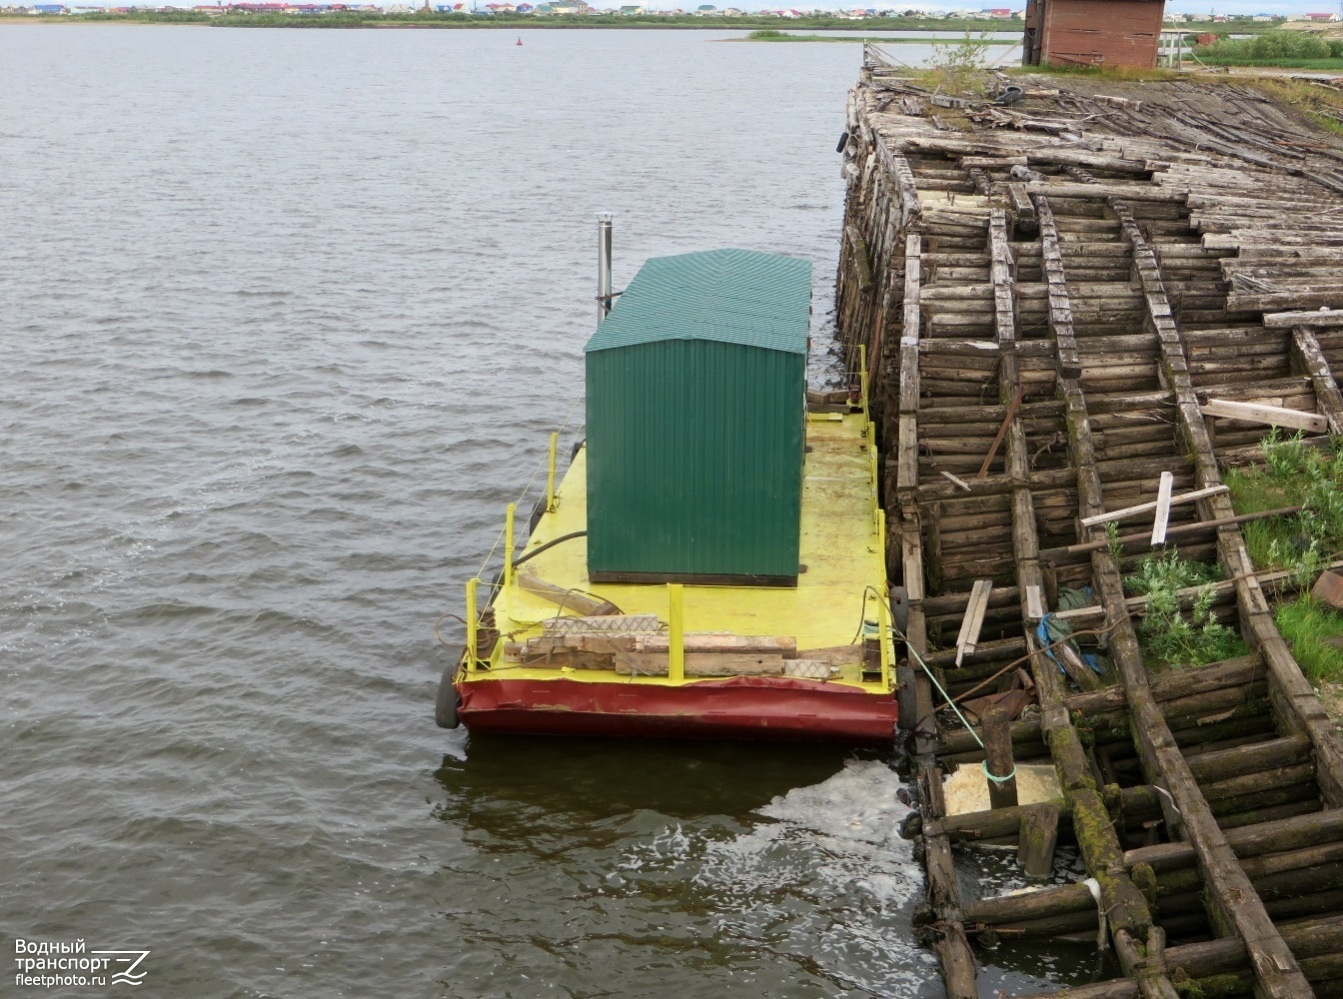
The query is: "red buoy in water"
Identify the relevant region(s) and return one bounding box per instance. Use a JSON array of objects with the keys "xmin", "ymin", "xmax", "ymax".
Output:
[{"xmin": 516, "ymin": 36, "xmax": 523, "ymax": 45}]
